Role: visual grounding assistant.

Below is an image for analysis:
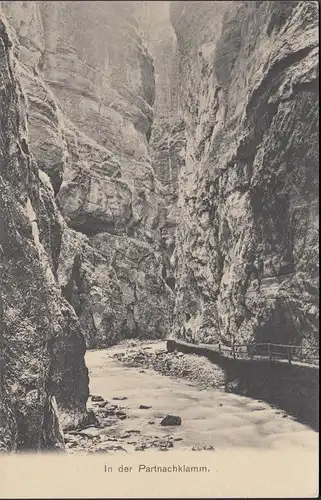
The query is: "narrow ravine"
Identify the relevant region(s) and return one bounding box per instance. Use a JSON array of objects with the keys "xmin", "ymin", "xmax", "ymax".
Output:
[
  {"xmin": 1, "ymin": 2, "xmax": 319, "ymax": 461},
  {"xmin": 64, "ymin": 341, "xmax": 318, "ymax": 455}
]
